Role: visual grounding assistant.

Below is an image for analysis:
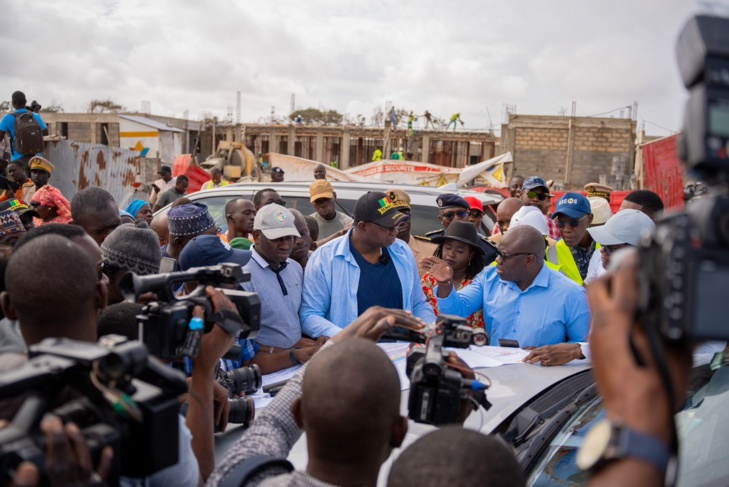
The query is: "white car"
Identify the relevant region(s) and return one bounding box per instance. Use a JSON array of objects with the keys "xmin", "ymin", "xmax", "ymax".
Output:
[{"xmin": 153, "ymin": 181, "xmax": 502, "ymax": 237}]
